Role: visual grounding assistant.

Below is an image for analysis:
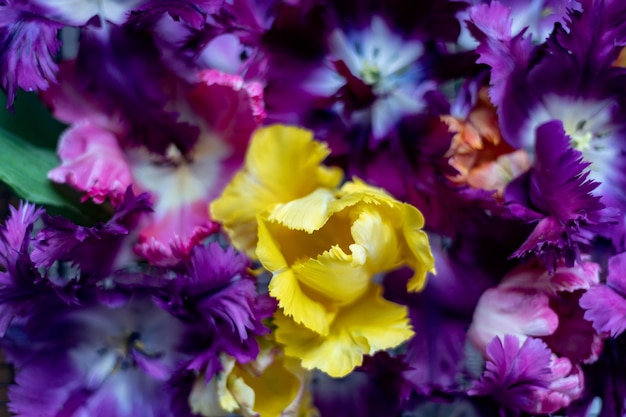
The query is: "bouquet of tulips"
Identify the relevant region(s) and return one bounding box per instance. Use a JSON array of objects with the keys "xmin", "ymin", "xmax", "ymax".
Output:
[{"xmin": 0, "ymin": 0, "xmax": 624, "ymax": 416}]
